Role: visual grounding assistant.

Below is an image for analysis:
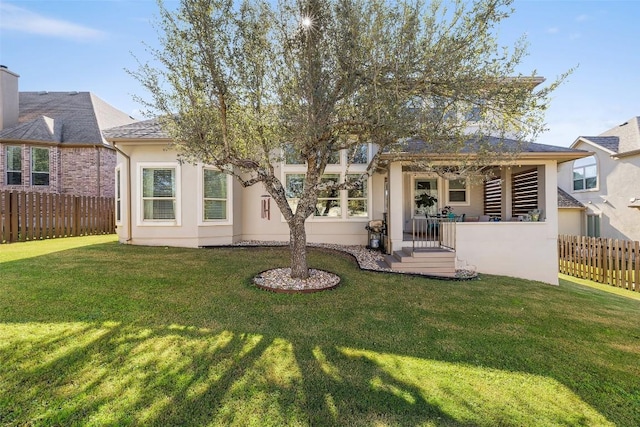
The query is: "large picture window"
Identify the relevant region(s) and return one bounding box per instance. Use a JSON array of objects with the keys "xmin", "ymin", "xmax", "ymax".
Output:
[
  {"xmin": 31, "ymin": 147, "xmax": 49, "ymax": 186},
  {"xmin": 142, "ymin": 167, "xmax": 176, "ymax": 220},
  {"xmin": 203, "ymin": 169, "xmax": 227, "ymax": 220},
  {"xmin": 573, "ymin": 156, "xmax": 597, "ymax": 191},
  {"xmin": 6, "ymin": 145, "xmax": 22, "ymax": 185}
]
